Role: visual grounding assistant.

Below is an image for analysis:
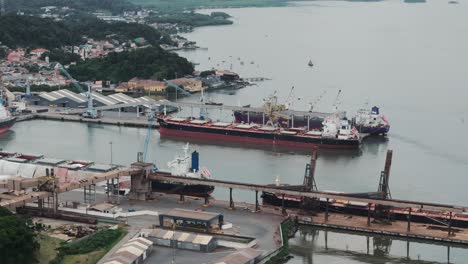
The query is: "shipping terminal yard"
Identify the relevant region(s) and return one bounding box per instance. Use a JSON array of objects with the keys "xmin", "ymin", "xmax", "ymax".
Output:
[
  {"xmin": 1, "ymin": 1, "xmax": 468, "ymax": 264},
  {"xmin": 0, "ymin": 92, "xmax": 467, "ymax": 263}
]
